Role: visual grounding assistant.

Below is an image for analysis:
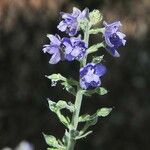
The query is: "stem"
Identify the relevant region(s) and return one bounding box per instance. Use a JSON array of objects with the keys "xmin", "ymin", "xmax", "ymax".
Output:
[
  {"xmin": 66, "ymin": 89, "xmax": 83, "ymax": 150},
  {"xmin": 82, "ymin": 22, "xmax": 90, "ymax": 66},
  {"xmin": 66, "ymin": 21, "xmax": 90, "ymax": 150}
]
